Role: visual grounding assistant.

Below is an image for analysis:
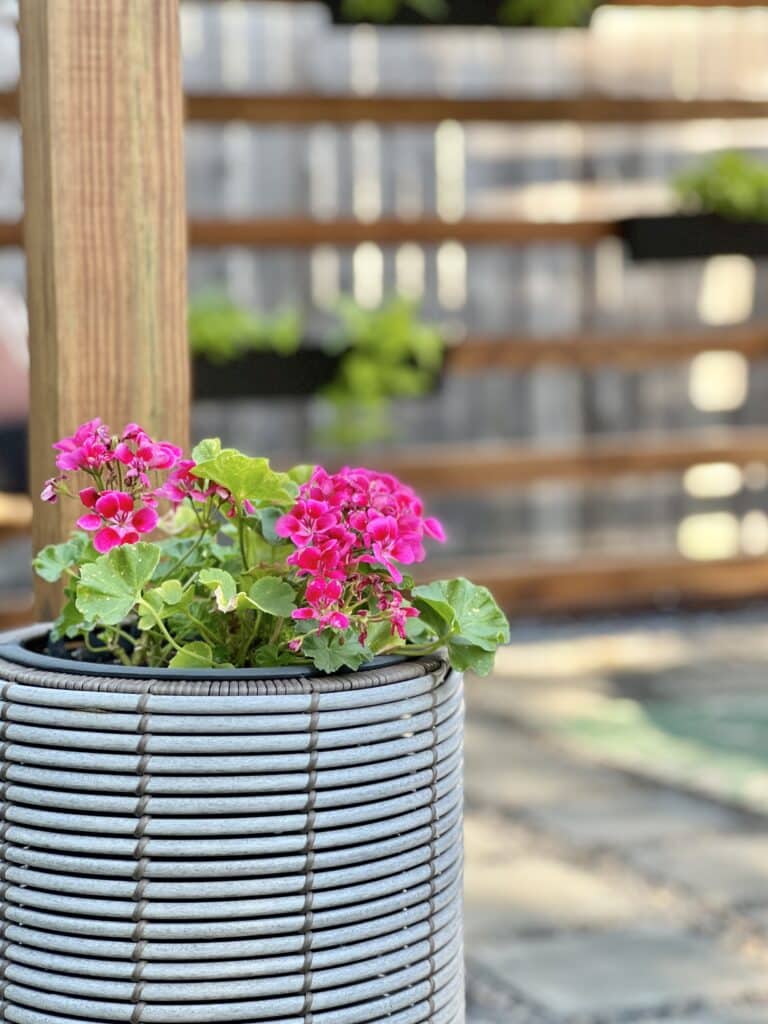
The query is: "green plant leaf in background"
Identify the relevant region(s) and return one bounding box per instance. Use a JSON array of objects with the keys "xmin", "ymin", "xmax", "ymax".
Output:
[
  {"xmin": 76, "ymin": 543, "xmax": 161, "ymax": 626},
  {"xmin": 322, "ymin": 296, "xmax": 445, "ymax": 445},
  {"xmin": 189, "ymin": 293, "xmax": 303, "ymax": 362},
  {"xmin": 675, "ymin": 151, "xmax": 768, "ymax": 222},
  {"xmin": 340, "ymin": 0, "xmax": 448, "ymax": 22},
  {"xmin": 497, "ymin": 0, "xmax": 595, "ymax": 27}
]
